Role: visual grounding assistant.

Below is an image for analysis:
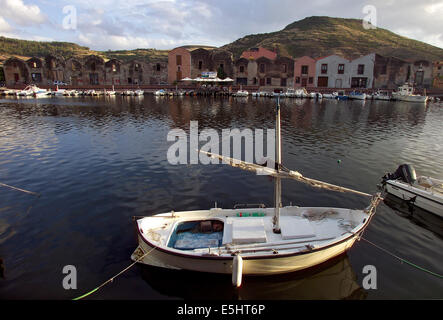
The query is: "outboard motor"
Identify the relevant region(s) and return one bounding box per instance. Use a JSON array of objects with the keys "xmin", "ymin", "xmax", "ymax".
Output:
[{"xmin": 382, "ymin": 164, "xmax": 417, "ymax": 184}]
